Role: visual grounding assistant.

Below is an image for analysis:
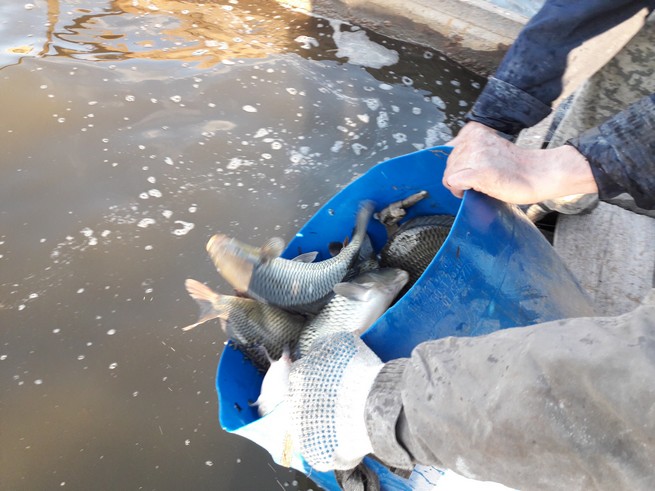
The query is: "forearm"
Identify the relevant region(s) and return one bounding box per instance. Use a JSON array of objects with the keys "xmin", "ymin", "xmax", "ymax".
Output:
[
  {"xmin": 365, "ymin": 292, "xmax": 655, "ymax": 490},
  {"xmin": 468, "ymin": 0, "xmax": 655, "ymax": 135},
  {"xmin": 567, "ymin": 93, "xmax": 655, "ymax": 209}
]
